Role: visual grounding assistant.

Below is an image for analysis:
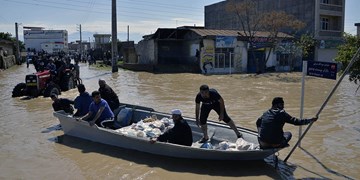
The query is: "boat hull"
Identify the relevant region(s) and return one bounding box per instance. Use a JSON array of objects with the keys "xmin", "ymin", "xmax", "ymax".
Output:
[{"xmin": 53, "ymin": 105, "xmax": 281, "ymax": 161}]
